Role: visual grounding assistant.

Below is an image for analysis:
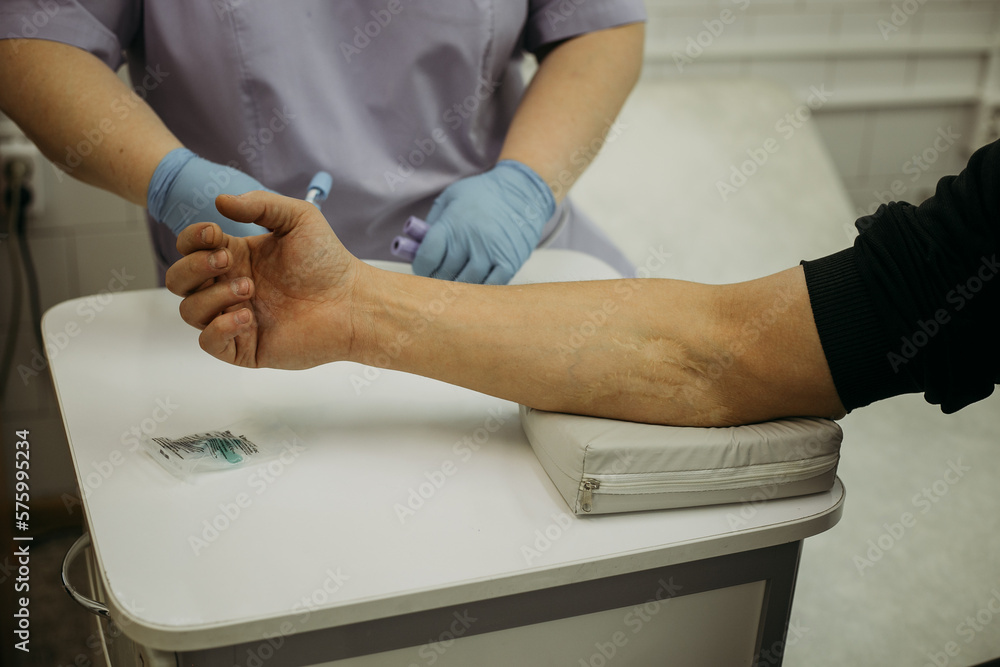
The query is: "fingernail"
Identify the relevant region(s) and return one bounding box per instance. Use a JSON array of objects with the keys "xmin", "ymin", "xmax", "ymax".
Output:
[
  {"xmin": 201, "ymin": 226, "xmax": 213, "ymax": 244},
  {"xmin": 235, "ymin": 309, "xmax": 251, "ymax": 324},
  {"xmin": 209, "ymin": 249, "xmax": 228, "ymax": 269},
  {"xmin": 231, "ymin": 277, "xmax": 250, "ymax": 296}
]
